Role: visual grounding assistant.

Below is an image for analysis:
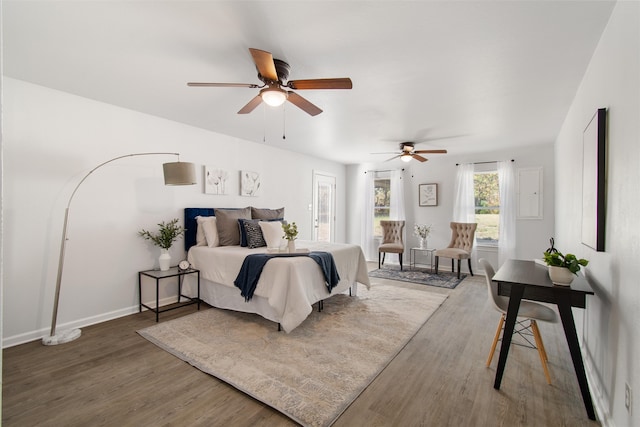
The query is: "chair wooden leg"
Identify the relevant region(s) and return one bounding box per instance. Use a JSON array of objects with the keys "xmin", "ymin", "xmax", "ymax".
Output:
[
  {"xmin": 435, "ymin": 256, "xmax": 439, "ymax": 274},
  {"xmin": 531, "ymin": 320, "xmax": 552, "ymax": 384},
  {"xmin": 468, "ymin": 258, "xmax": 474, "ymax": 276},
  {"xmin": 451, "ymin": 259, "xmax": 454, "ymax": 274},
  {"xmin": 530, "ymin": 319, "xmax": 549, "ymax": 361},
  {"xmin": 487, "ymin": 314, "xmax": 505, "ymax": 367},
  {"xmin": 378, "ymin": 252, "xmax": 381, "ymax": 269},
  {"xmin": 537, "ymin": 328, "xmax": 550, "ymax": 362},
  {"xmin": 399, "ymin": 253, "xmax": 403, "ymax": 271},
  {"xmin": 531, "ymin": 320, "xmax": 549, "ymax": 362},
  {"xmin": 457, "ymin": 259, "xmax": 461, "ymax": 279}
]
